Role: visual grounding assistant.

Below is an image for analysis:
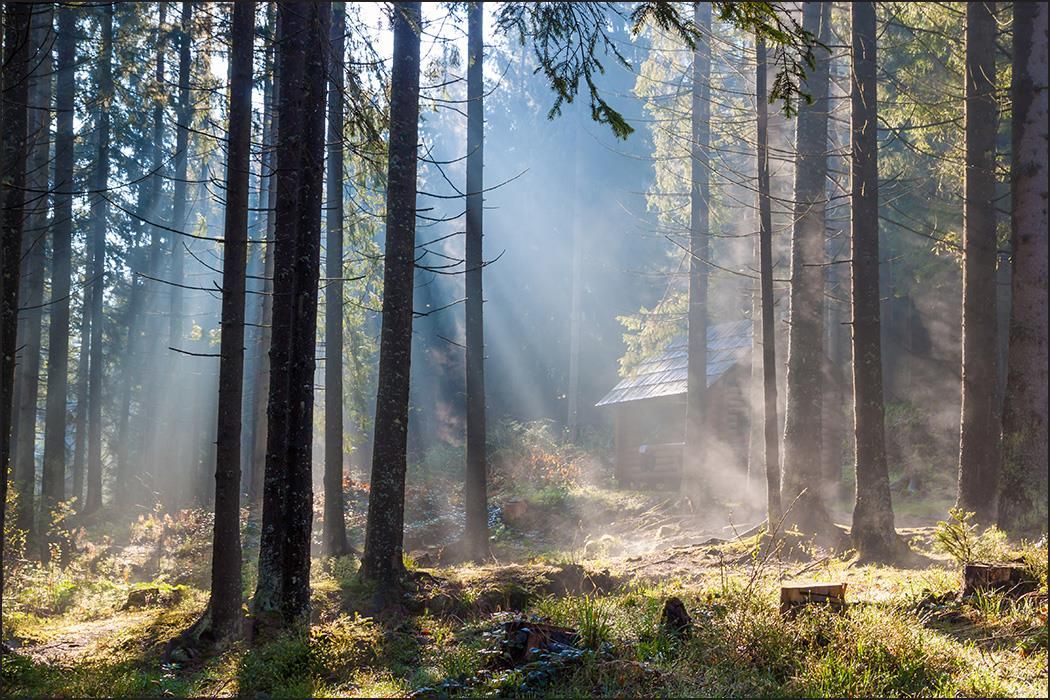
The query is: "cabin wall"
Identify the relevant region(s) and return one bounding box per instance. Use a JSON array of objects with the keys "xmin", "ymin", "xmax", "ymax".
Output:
[{"xmin": 611, "ymin": 364, "xmax": 751, "ymax": 489}]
